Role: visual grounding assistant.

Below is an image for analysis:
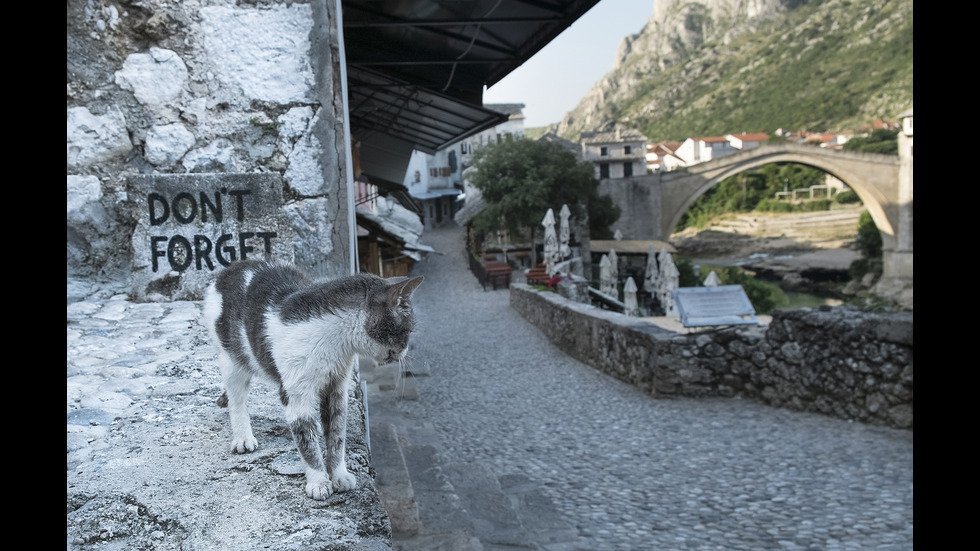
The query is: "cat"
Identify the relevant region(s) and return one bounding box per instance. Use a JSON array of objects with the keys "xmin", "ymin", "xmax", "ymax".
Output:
[{"xmin": 202, "ymin": 259, "xmax": 422, "ymax": 500}]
